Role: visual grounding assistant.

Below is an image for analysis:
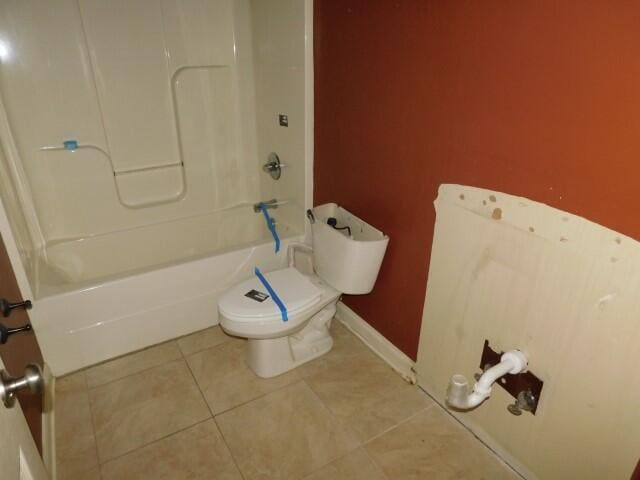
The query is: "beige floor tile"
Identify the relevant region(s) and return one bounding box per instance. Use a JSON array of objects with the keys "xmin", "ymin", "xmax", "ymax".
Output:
[
  {"xmin": 296, "ymin": 321, "xmax": 374, "ymax": 379},
  {"xmin": 84, "ymin": 341, "xmax": 182, "ymax": 388},
  {"xmin": 62, "ymin": 466, "xmax": 102, "ymax": 480},
  {"xmin": 365, "ymin": 407, "xmax": 519, "ymax": 480},
  {"xmin": 306, "ymin": 348, "xmax": 429, "ymax": 441},
  {"xmin": 89, "ymin": 359, "xmax": 211, "ymax": 462},
  {"xmin": 55, "ymin": 371, "xmax": 100, "ymax": 480},
  {"xmin": 186, "ymin": 338, "xmax": 300, "ymax": 414},
  {"xmin": 56, "ymin": 370, "xmax": 88, "ymax": 393},
  {"xmin": 216, "ymin": 381, "xmax": 360, "ymax": 480},
  {"xmin": 303, "ymin": 448, "xmax": 386, "ymax": 480},
  {"xmin": 101, "ymin": 420, "xmax": 242, "ymax": 480},
  {"xmin": 177, "ymin": 325, "xmax": 233, "ymax": 356},
  {"xmin": 346, "ymin": 383, "xmax": 435, "ymax": 441}
]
